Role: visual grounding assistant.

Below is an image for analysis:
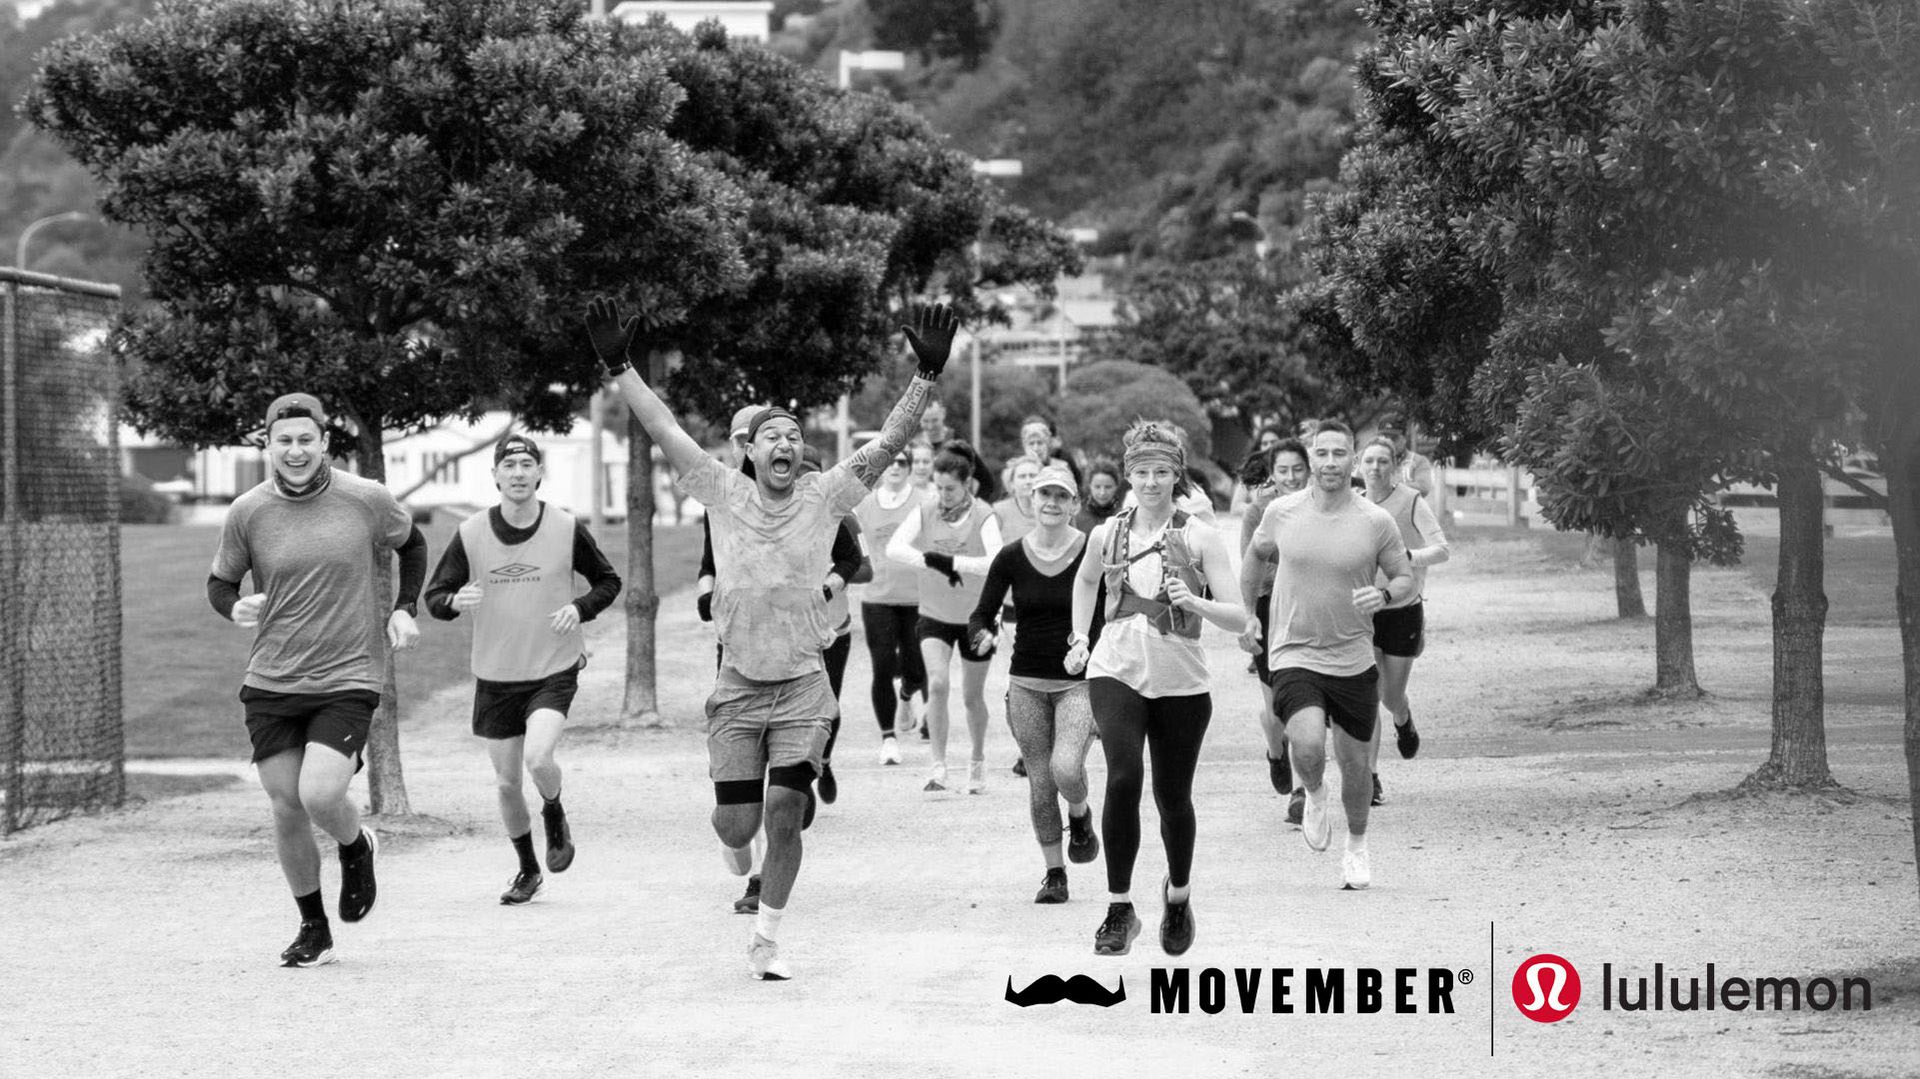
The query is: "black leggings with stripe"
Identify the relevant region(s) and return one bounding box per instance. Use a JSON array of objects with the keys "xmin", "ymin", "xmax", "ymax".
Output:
[{"xmin": 1087, "ymin": 677, "xmax": 1211, "ymax": 895}]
